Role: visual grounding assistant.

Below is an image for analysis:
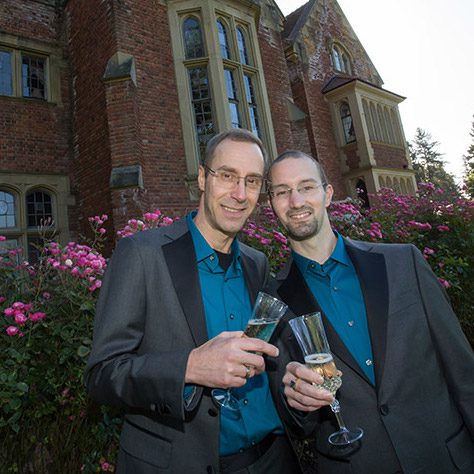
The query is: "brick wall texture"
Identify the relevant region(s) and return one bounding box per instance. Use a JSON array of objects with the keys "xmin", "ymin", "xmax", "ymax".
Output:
[{"xmin": 1, "ymin": 0, "xmax": 410, "ymax": 245}]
